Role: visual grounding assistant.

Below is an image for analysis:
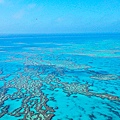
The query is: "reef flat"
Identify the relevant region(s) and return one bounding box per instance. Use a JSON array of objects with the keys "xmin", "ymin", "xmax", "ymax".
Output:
[{"xmin": 0, "ymin": 34, "xmax": 120, "ymax": 120}]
